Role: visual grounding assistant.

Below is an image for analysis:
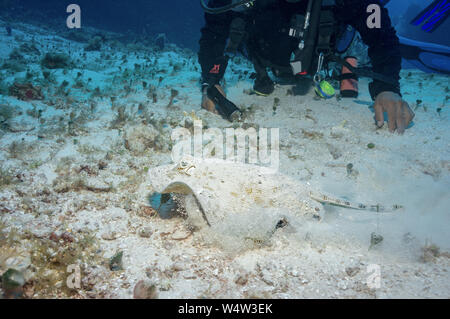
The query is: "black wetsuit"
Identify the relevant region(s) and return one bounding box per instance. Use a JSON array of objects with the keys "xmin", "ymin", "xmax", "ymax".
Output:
[{"xmin": 198, "ymin": 0, "xmax": 402, "ymax": 100}]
